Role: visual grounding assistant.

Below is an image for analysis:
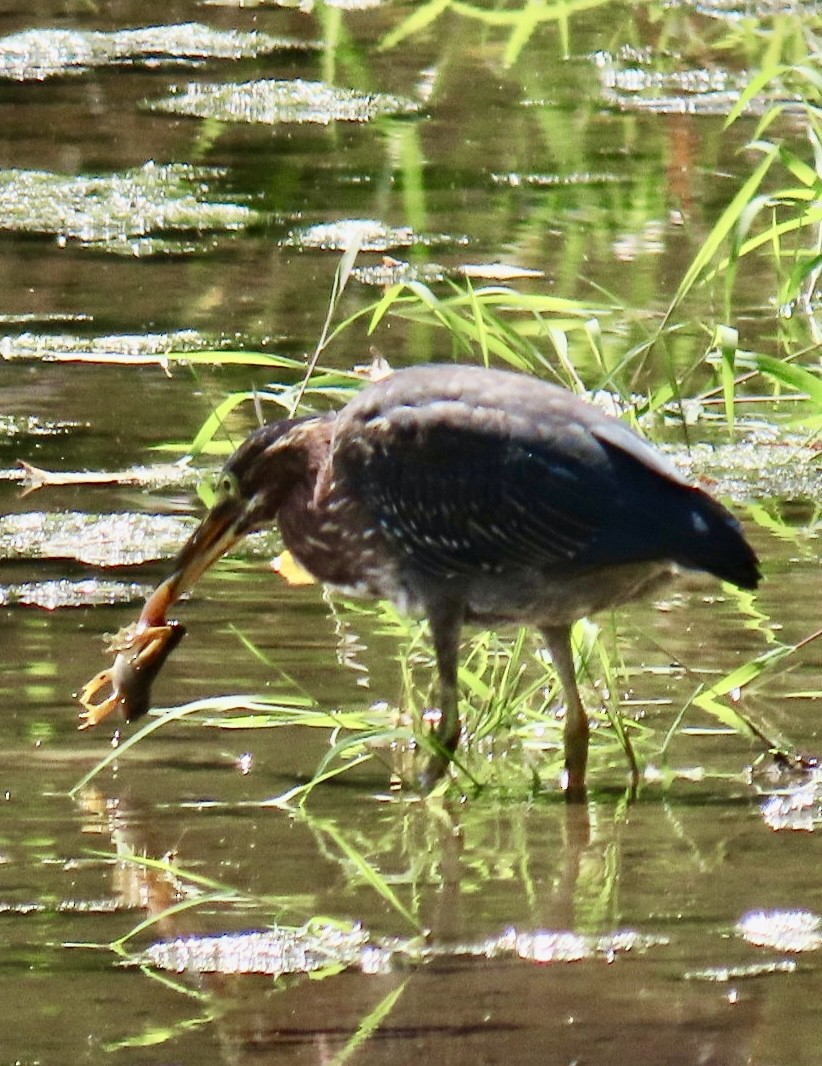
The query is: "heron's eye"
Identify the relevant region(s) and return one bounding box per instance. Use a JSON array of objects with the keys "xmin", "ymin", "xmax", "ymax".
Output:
[{"xmin": 215, "ymin": 470, "xmax": 240, "ymax": 503}]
